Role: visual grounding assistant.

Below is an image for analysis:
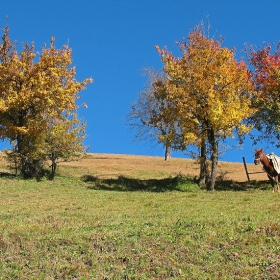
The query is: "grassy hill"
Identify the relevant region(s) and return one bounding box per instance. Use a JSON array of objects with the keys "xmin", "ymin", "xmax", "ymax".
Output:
[{"xmin": 0, "ymin": 154, "xmax": 279, "ymax": 279}]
